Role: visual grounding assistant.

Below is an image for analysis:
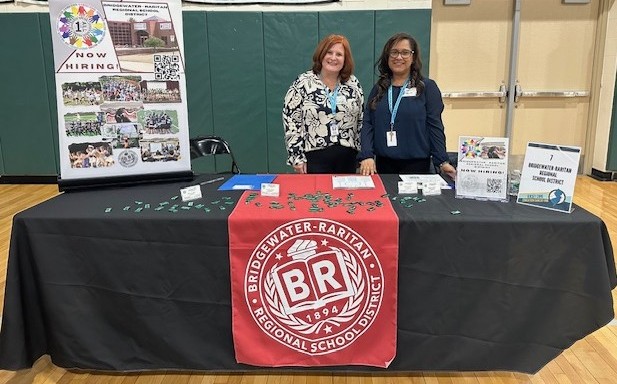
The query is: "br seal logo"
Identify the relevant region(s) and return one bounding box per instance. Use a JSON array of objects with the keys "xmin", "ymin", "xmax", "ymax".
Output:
[
  {"xmin": 118, "ymin": 150, "xmax": 138, "ymax": 168},
  {"xmin": 57, "ymin": 4, "xmax": 106, "ymax": 49},
  {"xmin": 244, "ymin": 218, "xmax": 384, "ymax": 355}
]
